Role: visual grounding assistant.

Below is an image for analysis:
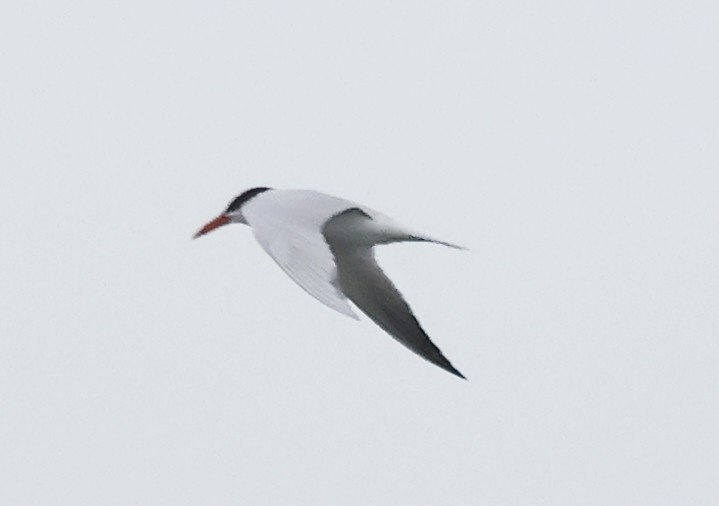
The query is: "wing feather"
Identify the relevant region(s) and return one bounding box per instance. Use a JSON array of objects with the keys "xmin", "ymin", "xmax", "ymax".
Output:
[
  {"xmin": 243, "ymin": 191, "xmax": 359, "ymax": 319},
  {"xmin": 324, "ymin": 209, "xmax": 465, "ymax": 378}
]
